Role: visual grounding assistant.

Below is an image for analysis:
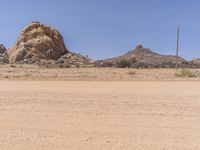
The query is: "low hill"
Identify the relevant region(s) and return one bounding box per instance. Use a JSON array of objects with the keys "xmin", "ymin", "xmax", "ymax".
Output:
[{"xmin": 103, "ymin": 44, "xmax": 186, "ymax": 68}]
